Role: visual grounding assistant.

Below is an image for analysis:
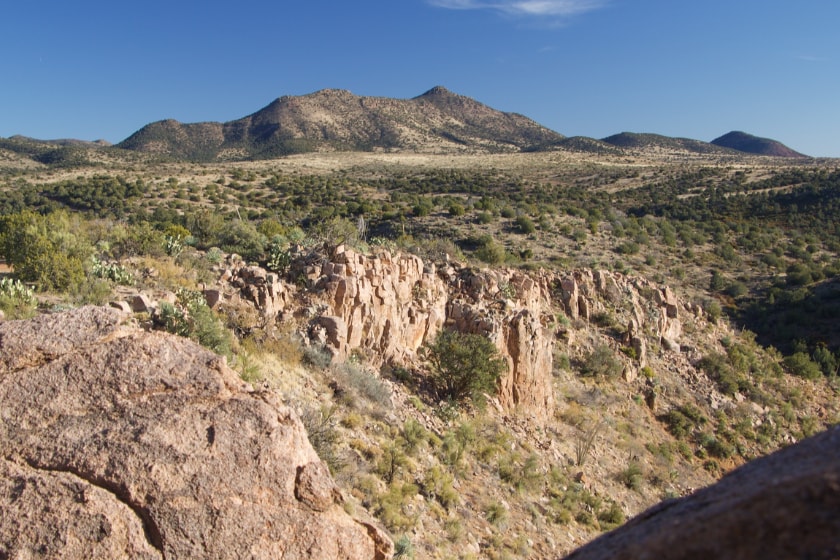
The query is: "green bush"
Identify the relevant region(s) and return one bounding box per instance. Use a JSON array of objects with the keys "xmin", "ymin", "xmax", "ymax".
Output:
[
  {"xmin": 581, "ymin": 344, "xmax": 623, "ymax": 379},
  {"xmin": 155, "ymin": 288, "xmax": 232, "ymax": 357},
  {"xmin": 515, "ymin": 215, "xmax": 536, "ymax": 234},
  {"xmin": 474, "ymin": 237, "xmax": 507, "ymax": 265},
  {"xmin": 664, "ymin": 403, "xmax": 707, "ymax": 439},
  {"xmin": 784, "ymin": 352, "xmax": 823, "ymax": 380},
  {"xmin": 0, "ymin": 210, "xmax": 90, "ymax": 292},
  {"xmin": 424, "ymin": 330, "xmax": 506, "ymax": 405}
]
